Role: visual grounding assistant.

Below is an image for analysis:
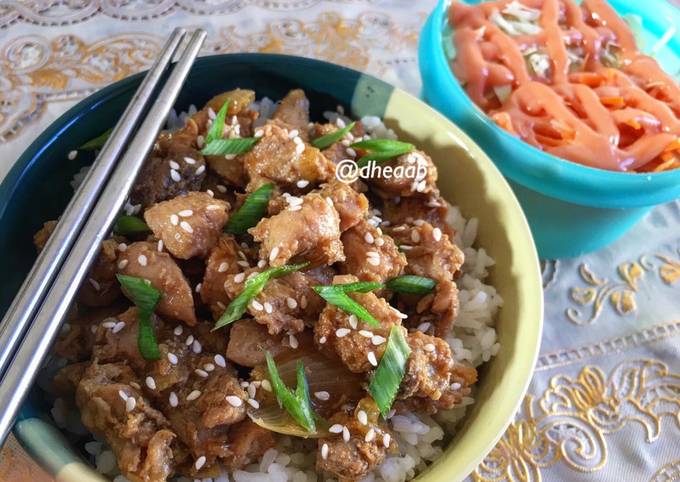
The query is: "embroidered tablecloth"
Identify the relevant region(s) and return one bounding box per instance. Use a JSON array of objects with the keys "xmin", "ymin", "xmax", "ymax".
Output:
[{"xmin": 0, "ymin": 1, "xmax": 678, "ymax": 481}]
